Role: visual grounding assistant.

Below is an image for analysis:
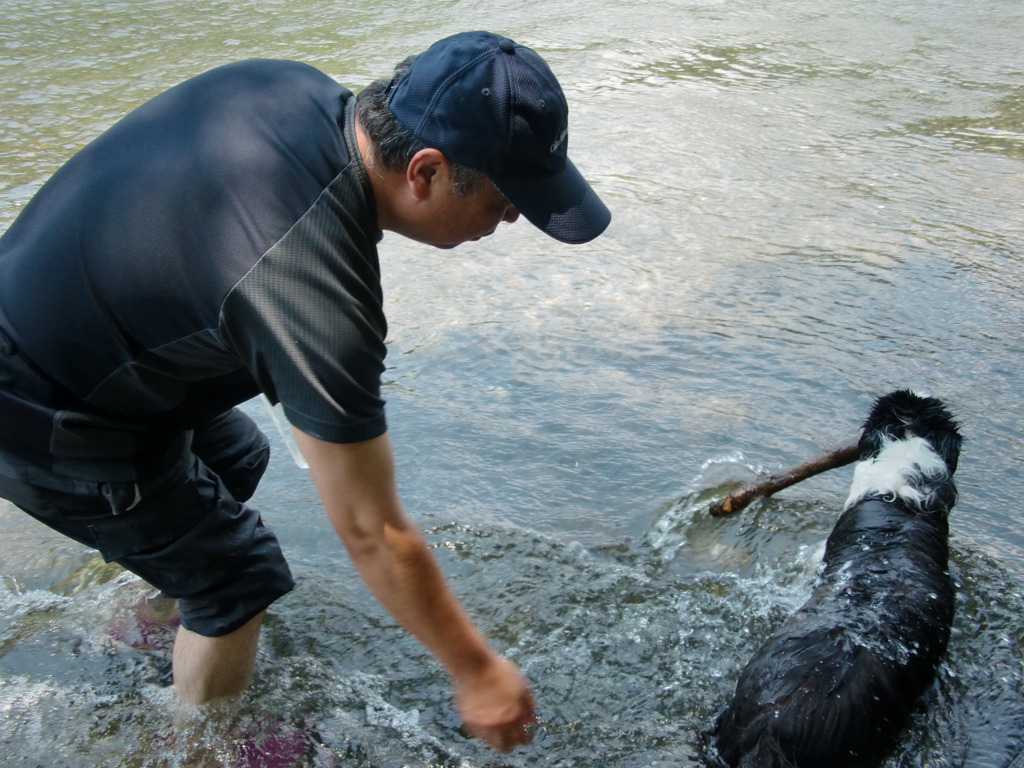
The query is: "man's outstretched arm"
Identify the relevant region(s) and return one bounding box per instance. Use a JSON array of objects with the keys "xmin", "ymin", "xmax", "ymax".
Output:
[{"xmin": 292, "ymin": 429, "xmax": 535, "ymax": 751}]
